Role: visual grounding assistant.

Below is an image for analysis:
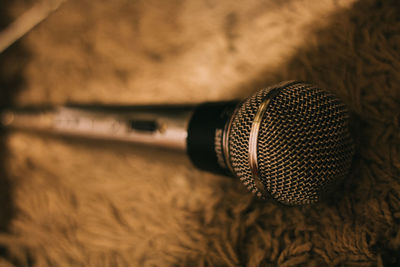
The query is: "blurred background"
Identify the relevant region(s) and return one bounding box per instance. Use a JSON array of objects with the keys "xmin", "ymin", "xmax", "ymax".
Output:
[{"xmin": 0, "ymin": 0, "xmax": 399, "ymax": 266}]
